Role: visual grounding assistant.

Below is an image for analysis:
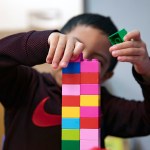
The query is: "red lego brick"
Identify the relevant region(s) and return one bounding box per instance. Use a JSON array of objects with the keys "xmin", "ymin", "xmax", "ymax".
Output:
[
  {"xmin": 81, "ymin": 72, "xmax": 99, "ymax": 84},
  {"xmin": 62, "ymin": 74, "xmax": 80, "ymax": 84},
  {"xmin": 62, "ymin": 96, "xmax": 80, "ymax": 107},
  {"xmin": 80, "ymin": 117, "xmax": 100, "ymax": 129}
]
